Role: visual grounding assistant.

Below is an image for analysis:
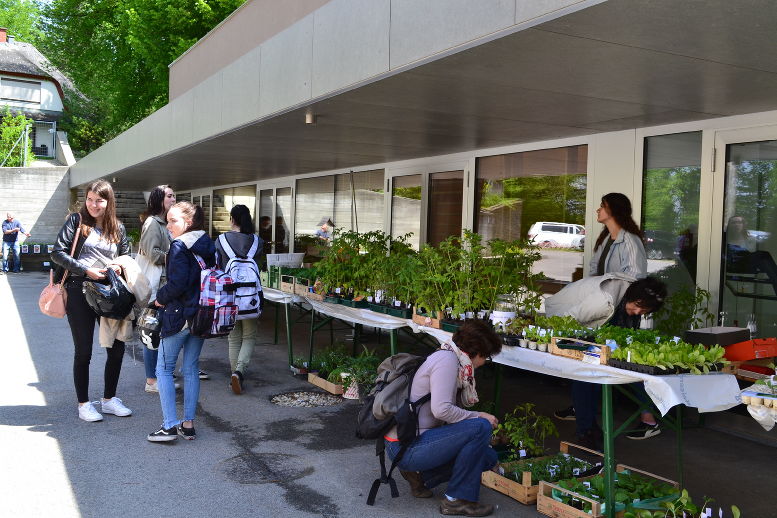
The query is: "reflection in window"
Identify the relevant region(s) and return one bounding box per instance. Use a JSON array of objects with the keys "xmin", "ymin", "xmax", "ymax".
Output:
[
  {"xmin": 641, "ymin": 132, "xmax": 702, "ymax": 289},
  {"xmin": 212, "ymin": 185, "xmax": 256, "ymax": 239},
  {"xmin": 200, "ymin": 195, "xmax": 211, "ymax": 236},
  {"xmin": 258, "ymin": 189, "xmax": 273, "ymax": 257},
  {"xmin": 276, "ymin": 187, "xmax": 292, "ymax": 253},
  {"xmin": 475, "ymin": 146, "xmax": 587, "ymax": 281},
  {"xmin": 392, "ymin": 175, "xmax": 422, "ymax": 249},
  {"xmin": 720, "ymin": 140, "xmax": 777, "ymax": 336},
  {"xmin": 177, "ymin": 192, "xmax": 192, "ymax": 203},
  {"xmin": 428, "ymin": 170, "xmax": 463, "ymax": 246}
]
